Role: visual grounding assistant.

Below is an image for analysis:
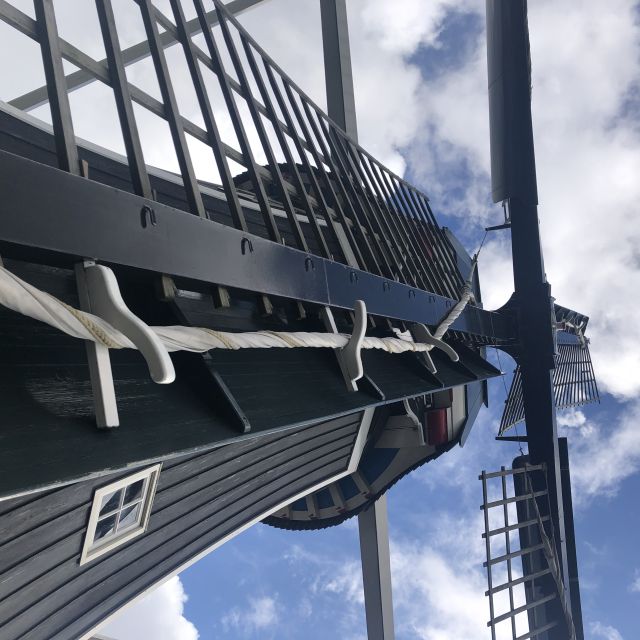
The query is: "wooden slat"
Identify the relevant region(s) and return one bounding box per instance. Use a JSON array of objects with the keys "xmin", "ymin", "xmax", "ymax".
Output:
[
  {"xmin": 1, "ymin": 422, "xmax": 356, "ymax": 639},
  {"xmin": 95, "ymin": 0, "xmax": 152, "ymax": 198},
  {"xmin": 137, "ymin": 0, "xmax": 205, "ymax": 217},
  {"xmin": 168, "ymin": 0, "xmax": 247, "ymax": 231},
  {"xmin": 34, "ymin": 0, "xmax": 79, "ymax": 175}
]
